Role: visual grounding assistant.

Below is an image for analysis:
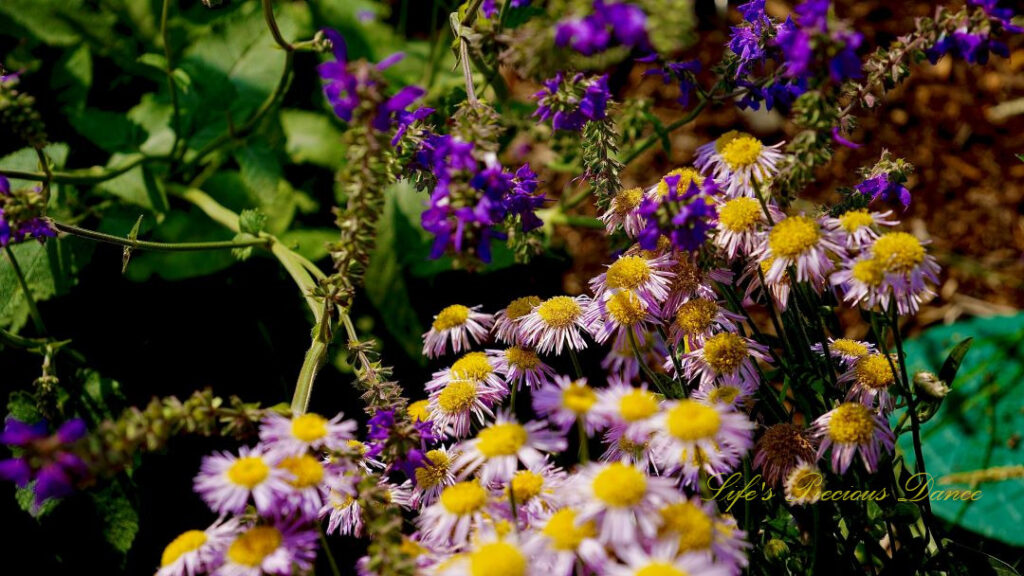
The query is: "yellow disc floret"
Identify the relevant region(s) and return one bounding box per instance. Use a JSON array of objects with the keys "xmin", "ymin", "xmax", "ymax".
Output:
[
  {"xmin": 161, "ymin": 530, "xmax": 207, "ymax": 567},
  {"xmin": 707, "ymin": 385, "xmax": 741, "ymax": 405},
  {"xmin": 477, "ymin": 423, "xmax": 528, "ymax": 457},
  {"xmin": 851, "ymin": 258, "xmax": 885, "ymax": 286},
  {"xmin": 719, "ymin": 197, "xmax": 763, "ymax": 232},
  {"xmin": 537, "ymin": 296, "xmax": 583, "ymax": 328},
  {"xmin": 675, "ymin": 299, "xmax": 719, "ymax": 335},
  {"xmin": 505, "ymin": 296, "xmax": 541, "ymax": 320},
  {"xmin": 838, "ymin": 209, "xmax": 875, "ymax": 232},
  {"xmin": 614, "ymin": 187, "xmax": 645, "ymax": 215},
  {"xmin": 415, "ymin": 449, "xmax": 451, "ymax": 488},
  {"xmin": 656, "ymin": 167, "xmax": 705, "ymax": 197},
  {"xmin": 438, "ymin": 380, "xmax": 478, "ymax": 414},
  {"xmin": 827, "ymin": 403, "xmax": 876, "ymax": 445},
  {"xmin": 227, "ymin": 456, "xmax": 270, "ymax": 489},
  {"xmin": 504, "ymin": 346, "xmax": 540, "ymax": 370},
  {"xmin": 542, "ymin": 509, "xmax": 597, "ymax": 550},
  {"xmin": 619, "ymin": 389, "xmax": 659, "ymax": 421},
  {"xmin": 408, "ymin": 400, "xmax": 431, "ymax": 423},
  {"xmin": 829, "ymin": 339, "xmax": 869, "ymax": 359},
  {"xmin": 469, "ymin": 542, "xmax": 526, "ymax": 576},
  {"xmin": 291, "ymin": 413, "xmax": 328, "ymax": 443},
  {"xmin": 635, "ymin": 563, "xmax": 688, "ymax": 576},
  {"xmin": 509, "ymin": 470, "xmax": 545, "ymax": 502},
  {"xmin": 450, "ymin": 352, "xmax": 494, "ymax": 381},
  {"xmin": 872, "ymin": 232, "xmax": 925, "ymax": 273},
  {"xmin": 278, "ymin": 454, "xmax": 325, "ymax": 488},
  {"xmin": 606, "ymin": 256, "xmax": 652, "ymax": 290},
  {"xmin": 592, "ymin": 462, "xmax": 647, "ymax": 507},
  {"xmin": 769, "ymin": 216, "xmax": 821, "ymax": 259},
  {"xmin": 227, "ymin": 526, "xmax": 282, "ymax": 567},
  {"xmin": 667, "ymin": 400, "xmax": 722, "ymax": 441},
  {"xmin": 659, "ymin": 501, "xmax": 714, "ymax": 553},
  {"xmin": 854, "ymin": 354, "xmax": 895, "ymax": 390},
  {"xmin": 702, "ymin": 332, "xmax": 748, "ymax": 375},
  {"xmin": 440, "ymin": 482, "xmax": 488, "ymax": 515},
  {"xmin": 433, "ymin": 304, "xmax": 470, "ymax": 331},
  {"xmin": 720, "ymin": 133, "xmax": 764, "ymax": 170},
  {"xmin": 606, "ymin": 291, "xmax": 647, "ymax": 327},
  {"xmin": 562, "ymin": 381, "xmax": 598, "ymax": 414}
]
